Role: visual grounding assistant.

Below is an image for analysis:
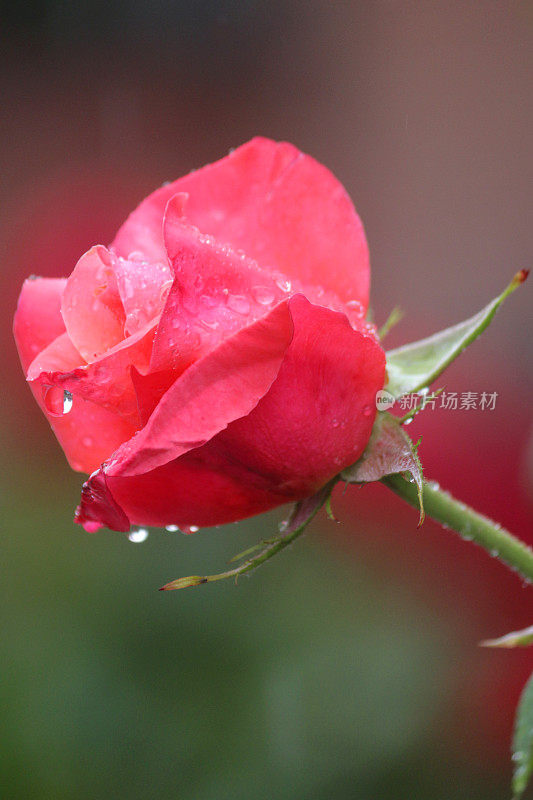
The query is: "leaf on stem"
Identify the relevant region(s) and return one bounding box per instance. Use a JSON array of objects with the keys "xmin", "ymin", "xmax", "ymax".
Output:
[
  {"xmin": 159, "ymin": 480, "xmax": 335, "ymax": 591},
  {"xmin": 341, "ymin": 412, "xmax": 425, "ymax": 524},
  {"xmin": 481, "ymin": 625, "xmax": 533, "ymax": 649},
  {"xmin": 512, "ymin": 671, "xmax": 533, "ymax": 799},
  {"xmin": 385, "ymin": 270, "xmax": 529, "ymax": 398}
]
